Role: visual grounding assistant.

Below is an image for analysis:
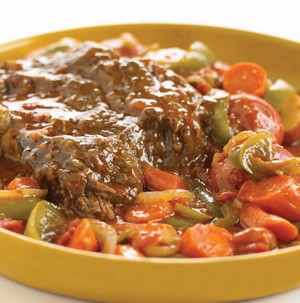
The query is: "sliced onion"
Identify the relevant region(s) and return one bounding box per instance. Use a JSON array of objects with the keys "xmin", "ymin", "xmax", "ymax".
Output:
[
  {"xmin": 142, "ymin": 225, "xmax": 181, "ymax": 257},
  {"xmin": 88, "ymin": 219, "xmax": 117, "ymax": 254}
]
